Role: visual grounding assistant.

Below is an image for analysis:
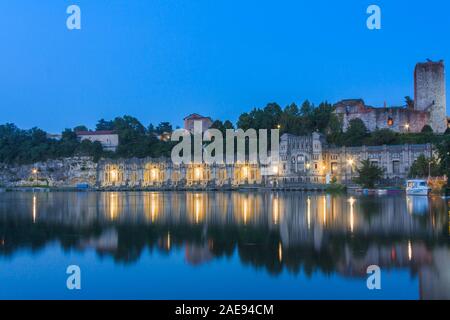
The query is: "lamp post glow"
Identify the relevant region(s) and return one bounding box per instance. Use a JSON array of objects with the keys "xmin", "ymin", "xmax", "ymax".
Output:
[
  {"xmin": 194, "ymin": 167, "xmax": 202, "ymax": 181},
  {"xmin": 404, "ymin": 123, "xmax": 410, "ymax": 132},
  {"xmin": 346, "ymin": 158, "xmax": 354, "ymax": 184},
  {"xmin": 32, "ymin": 168, "xmax": 38, "ymax": 183}
]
